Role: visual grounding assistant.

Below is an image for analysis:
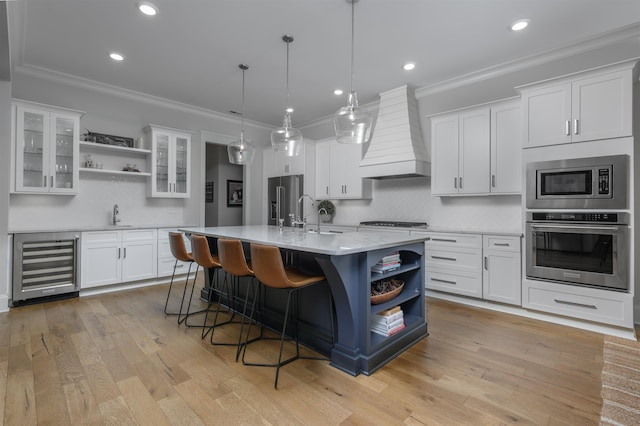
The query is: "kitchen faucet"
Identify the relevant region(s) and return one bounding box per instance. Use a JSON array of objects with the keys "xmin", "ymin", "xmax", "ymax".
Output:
[
  {"xmin": 113, "ymin": 204, "xmax": 121, "ymax": 226},
  {"xmin": 295, "ymin": 194, "xmax": 315, "ymax": 228}
]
